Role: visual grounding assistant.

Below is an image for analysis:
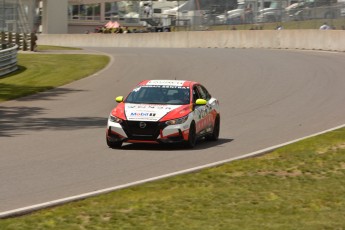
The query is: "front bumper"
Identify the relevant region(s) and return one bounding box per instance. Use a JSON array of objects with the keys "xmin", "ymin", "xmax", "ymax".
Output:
[{"xmin": 107, "ymin": 119, "xmax": 190, "ymax": 144}]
